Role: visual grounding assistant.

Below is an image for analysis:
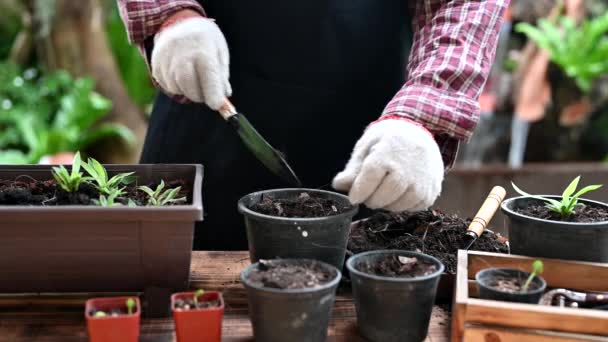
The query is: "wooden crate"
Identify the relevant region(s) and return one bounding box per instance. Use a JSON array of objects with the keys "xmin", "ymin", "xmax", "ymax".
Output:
[{"xmin": 451, "ymin": 251, "xmax": 608, "ymax": 342}]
